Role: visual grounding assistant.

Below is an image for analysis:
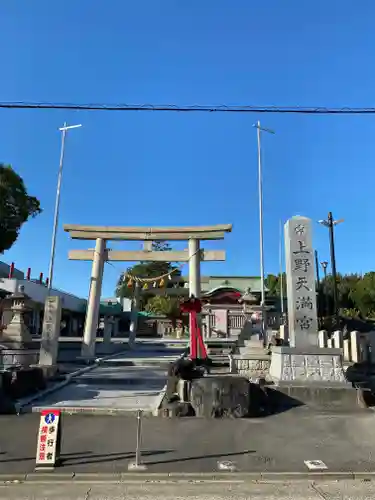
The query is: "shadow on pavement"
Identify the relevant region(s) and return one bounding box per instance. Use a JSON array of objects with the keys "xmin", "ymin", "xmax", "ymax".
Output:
[
  {"xmin": 61, "ymin": 449, "xmax": 174, "ymax": 466},
  {"xmin": 0, "ymin": 449, "xmax": 174, "ymax": 466},
  {"xmin": 146, "ymin": 449, "xmax": 255, "ymax": 465}
]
